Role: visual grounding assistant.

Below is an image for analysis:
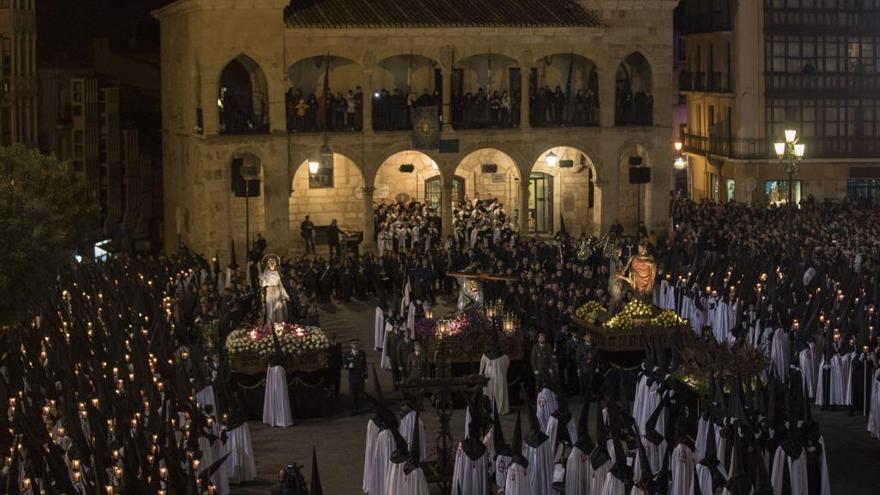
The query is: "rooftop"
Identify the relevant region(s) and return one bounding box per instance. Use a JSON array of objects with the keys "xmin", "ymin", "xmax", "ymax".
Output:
[{"xmin": 283, "ymin": 0, "xmax": 604, "ymax": 29}]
